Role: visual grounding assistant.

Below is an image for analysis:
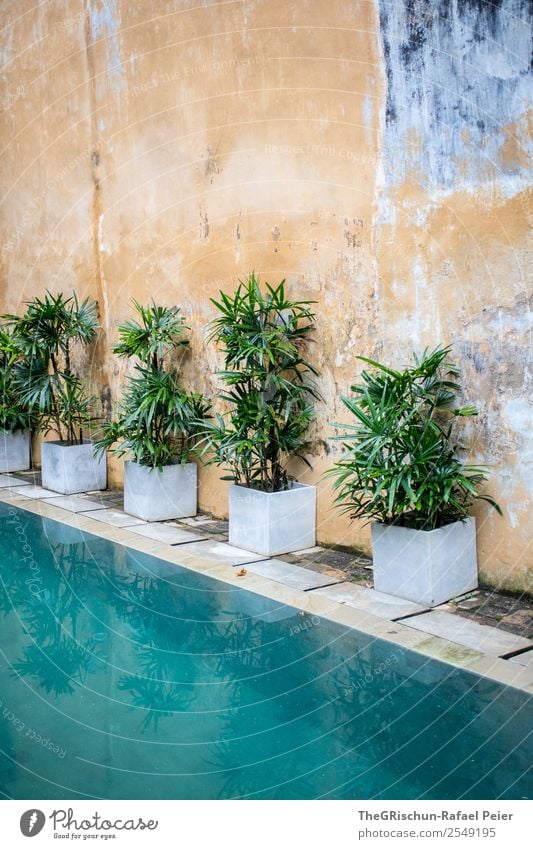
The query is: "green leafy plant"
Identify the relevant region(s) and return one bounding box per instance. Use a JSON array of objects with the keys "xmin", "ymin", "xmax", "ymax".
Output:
[
  {"xmin": 327, "ymin": 345, "xmax": 501, "ymax": 530},
  {"xmin": 2, "ymin": 291, "xmax": 99, "ymax": 444},
  {"xmin": 198, "ymin": 273, "xmax": 319, "ymax": 492},
  {"xmin": 0, "ymin": 328, "xmax": 33, "ymax": 433},
  {"xmin": 94, "ymin": 301, "xmax": 210, "ymax": 469}
]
